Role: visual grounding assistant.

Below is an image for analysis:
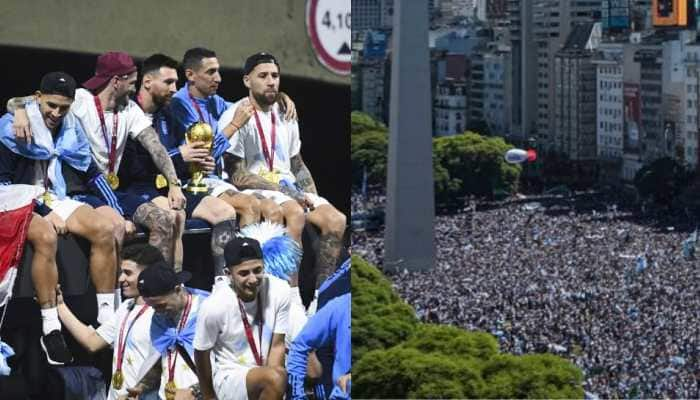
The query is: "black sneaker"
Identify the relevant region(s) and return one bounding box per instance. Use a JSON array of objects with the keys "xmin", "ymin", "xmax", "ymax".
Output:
[{"xmin": 40, "ymin": 330, "xmax": 73, "ymax": 365}]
